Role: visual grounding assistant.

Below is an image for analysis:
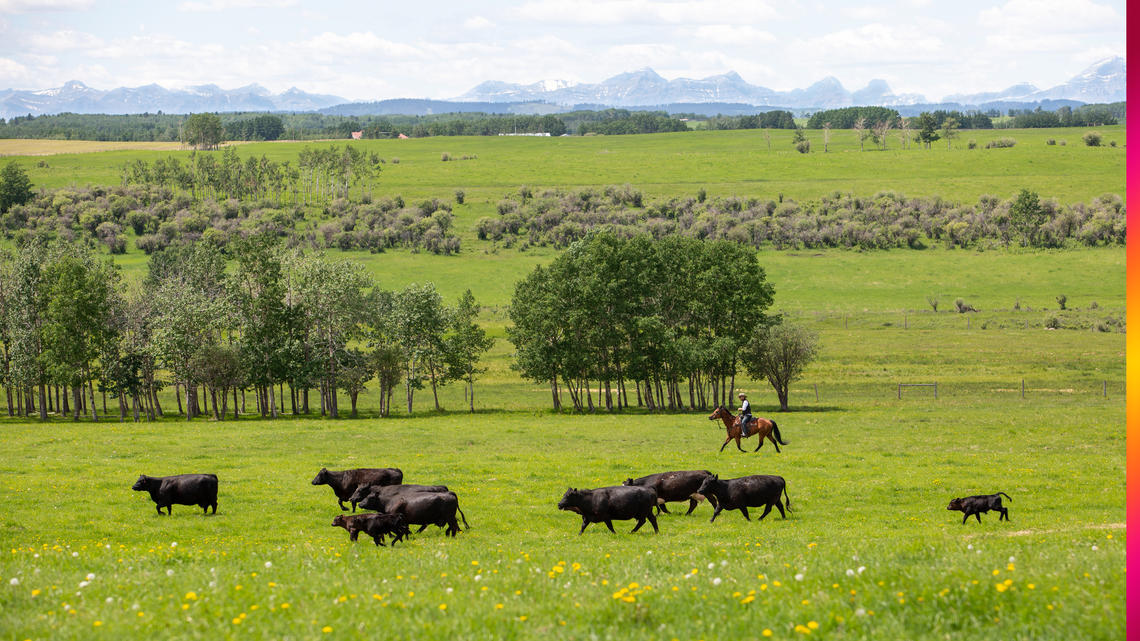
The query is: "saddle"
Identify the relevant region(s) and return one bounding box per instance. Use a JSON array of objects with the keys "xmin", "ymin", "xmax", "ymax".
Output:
[{"xmin": 738, "ymin": 415, "xmax": 755, "ymax": 434}]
